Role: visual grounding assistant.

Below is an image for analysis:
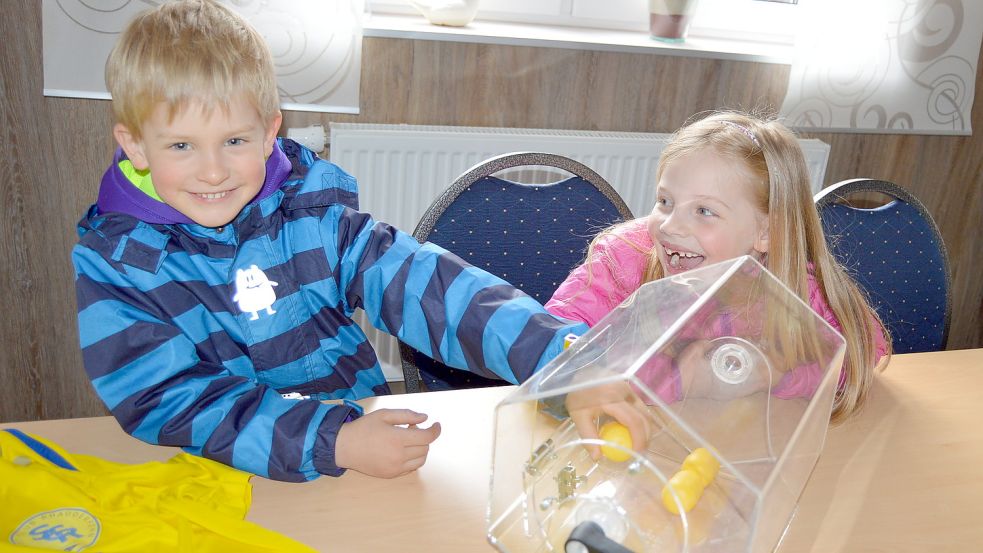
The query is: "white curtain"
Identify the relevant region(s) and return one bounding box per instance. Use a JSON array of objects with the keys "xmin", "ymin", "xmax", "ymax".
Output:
[
  {"xmin": 42, "ymin": 0, "xmax": 364, "ymax": 114},
  {"xmin": 780, "ymin": 0, "xmax": 983, "ymax": 135}
]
